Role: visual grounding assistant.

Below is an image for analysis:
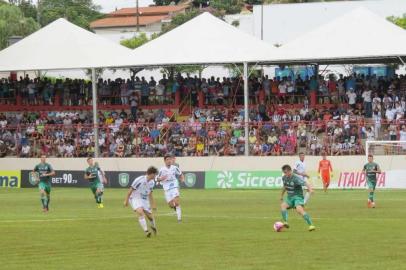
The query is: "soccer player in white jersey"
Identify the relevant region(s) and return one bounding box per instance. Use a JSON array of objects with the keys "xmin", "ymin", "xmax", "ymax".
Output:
[
  {"xmin": 294, "ymin": 152, "xmax": 313, "ymax": 204},
  {"xmin": 124, "ymin": 166, "xmax": 158, "ymax": 238},
  {"xmin": 158, "ymin": 155, "xmax": 184, "ymax": 222},
  {"xmin": 95, "ymin": 162, "xmax": 108, "ymax": 189}
]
